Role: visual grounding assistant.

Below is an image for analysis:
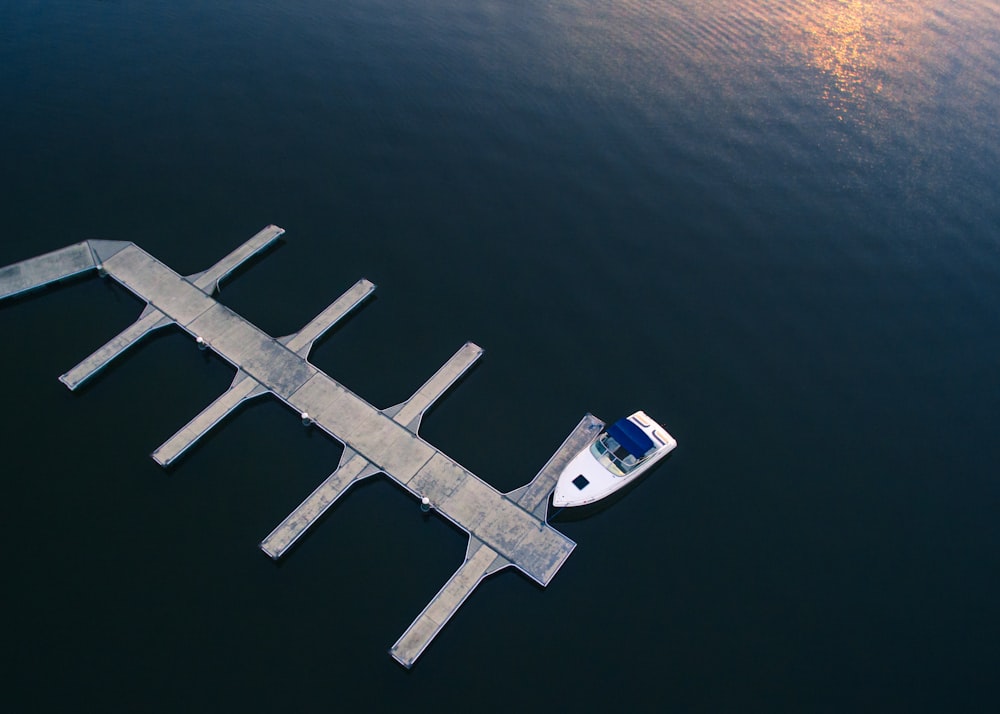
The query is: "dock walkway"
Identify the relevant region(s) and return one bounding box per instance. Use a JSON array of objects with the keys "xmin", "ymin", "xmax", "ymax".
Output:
[{"xmin": 0, "ymin": 227, "xmax": 603, "ymax": 668}]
